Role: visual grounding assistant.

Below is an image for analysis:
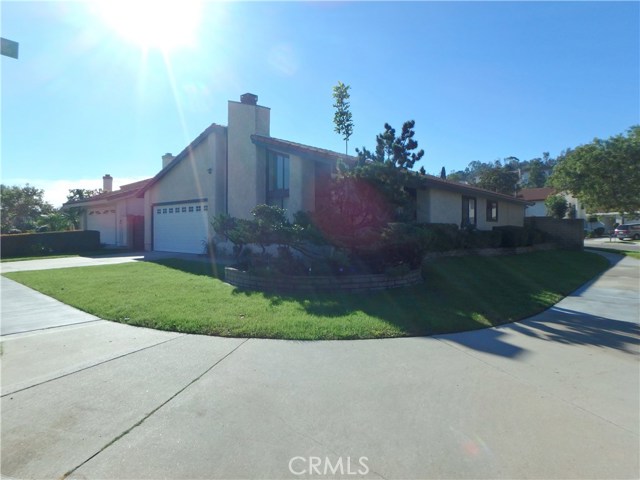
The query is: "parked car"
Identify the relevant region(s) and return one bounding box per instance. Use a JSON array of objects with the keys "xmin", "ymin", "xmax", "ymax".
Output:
[{"xmin": 614, "ymin": 223, "xmax": 640, "ymax": 240}]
